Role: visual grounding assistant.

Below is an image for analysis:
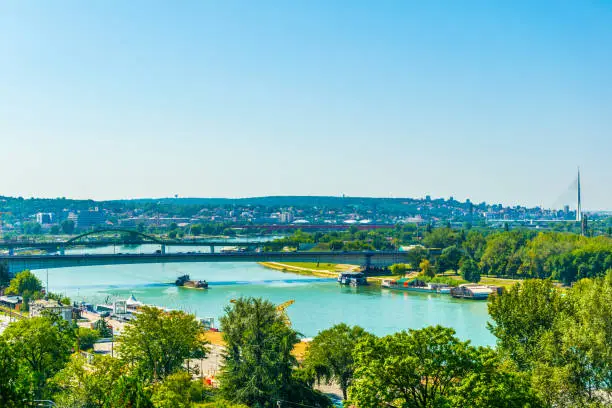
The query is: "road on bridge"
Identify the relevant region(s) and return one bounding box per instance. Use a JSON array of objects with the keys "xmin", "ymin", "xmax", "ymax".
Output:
[{"xmin": 0, "ymin": 251, "xmax": 414, "ymax": 275}]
